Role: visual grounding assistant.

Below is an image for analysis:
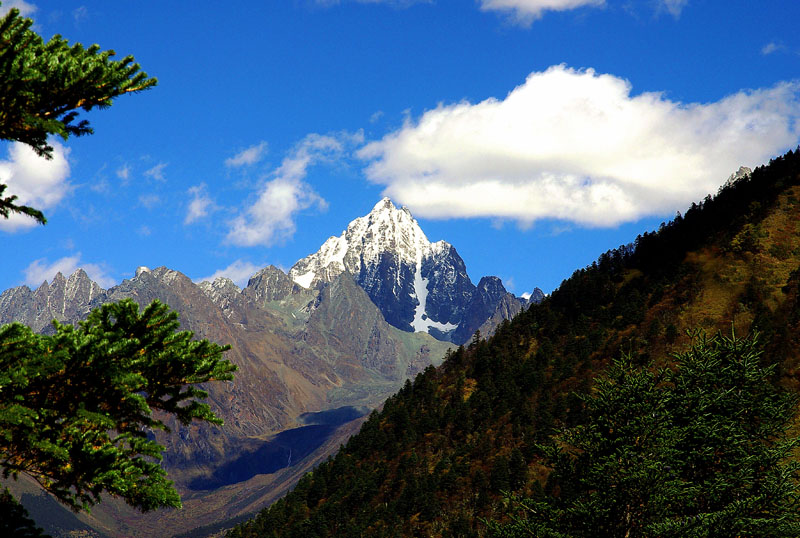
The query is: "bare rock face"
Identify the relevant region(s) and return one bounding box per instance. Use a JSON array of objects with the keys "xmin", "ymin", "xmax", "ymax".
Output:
[
  {"xmin": 451, "ymin": 276, "xmax": 522, "ymax": 343},
  {"xmin": 526, "ymin": 287, "xmax": 546, "ymax": 306},
  {"xmin": 0, "ymin": 269, "xmax": 104, "ymax": 333},
  {"xmin": 289, "ymin": 198, "xmax": 537, "ymax": 344},
  {"xmin": 243, "ymin": 265, "xmax": 299, "ymax": 305}
]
